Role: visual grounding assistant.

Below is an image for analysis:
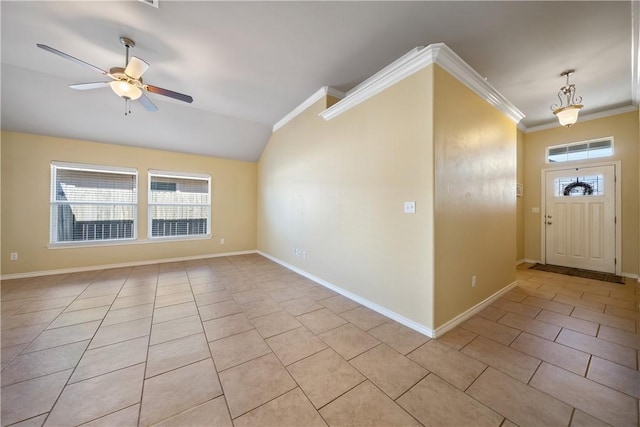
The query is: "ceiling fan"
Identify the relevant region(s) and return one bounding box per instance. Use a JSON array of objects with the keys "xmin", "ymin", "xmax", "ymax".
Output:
[{"xmin": 37, "ymin": 37, "xmax": 193, "ymax": 115}]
